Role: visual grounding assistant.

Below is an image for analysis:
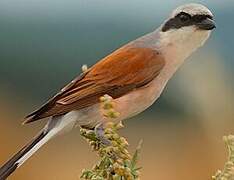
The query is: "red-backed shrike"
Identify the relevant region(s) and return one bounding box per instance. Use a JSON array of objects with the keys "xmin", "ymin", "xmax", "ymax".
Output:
[{"xmin": 0, "ymin": 3, "xmax": 215, "ymax": 179}]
